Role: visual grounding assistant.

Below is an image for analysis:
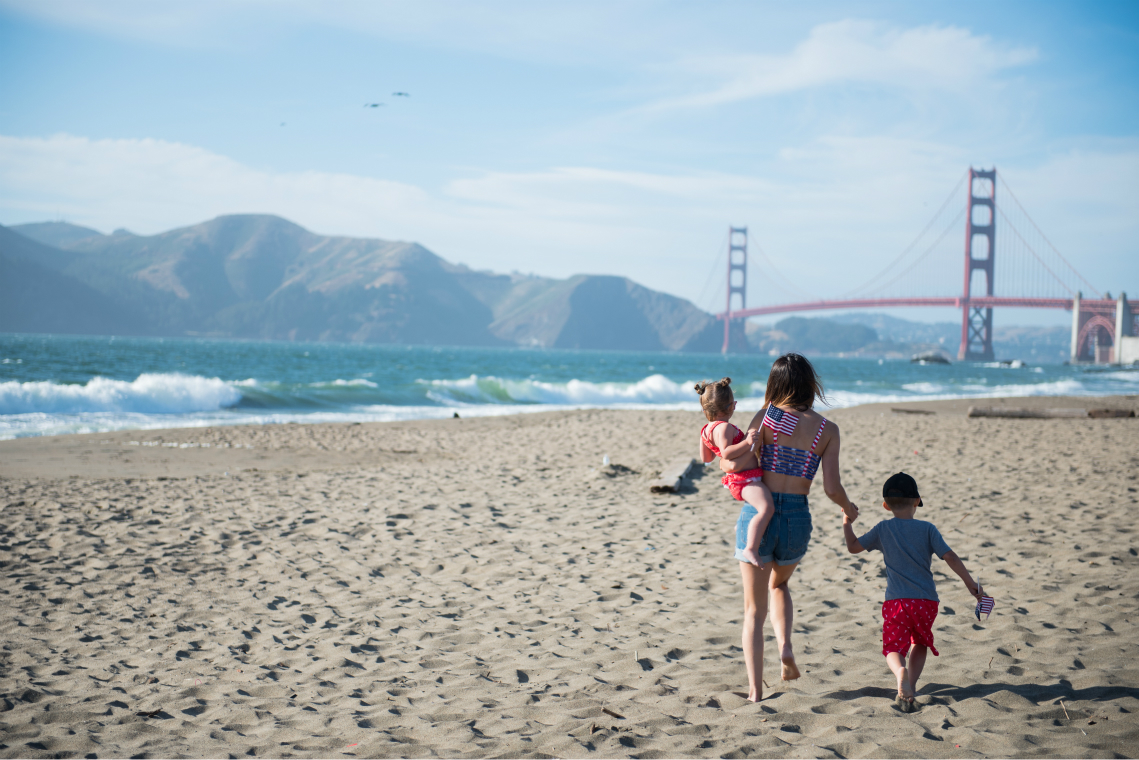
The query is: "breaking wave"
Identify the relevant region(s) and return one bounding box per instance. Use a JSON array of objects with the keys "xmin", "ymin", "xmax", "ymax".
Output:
[
  {"xmin": 420, "ymin": 373, "xmax": 711, "ymax": 407},
  {"xmin": 0, "ymin": 374, "xmax": 241, "ymax": 415}
]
